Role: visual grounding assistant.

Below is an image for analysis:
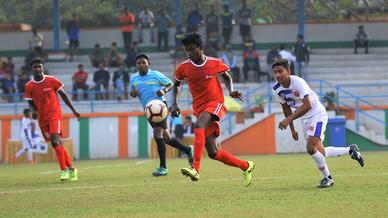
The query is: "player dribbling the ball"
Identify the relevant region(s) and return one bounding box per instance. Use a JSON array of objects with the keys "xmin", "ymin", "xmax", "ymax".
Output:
[{"xmin": 129, "ymin": 53, "xmax": 194, "ymax": 177}]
